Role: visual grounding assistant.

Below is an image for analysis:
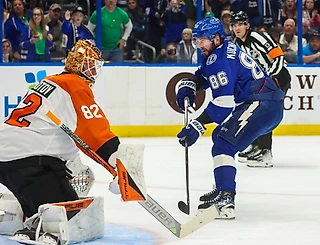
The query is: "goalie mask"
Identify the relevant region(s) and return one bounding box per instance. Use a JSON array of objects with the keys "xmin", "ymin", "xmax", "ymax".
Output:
[{"xmin": 65, "ymin": 39, "xmax": 104, "ymax": 83}]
